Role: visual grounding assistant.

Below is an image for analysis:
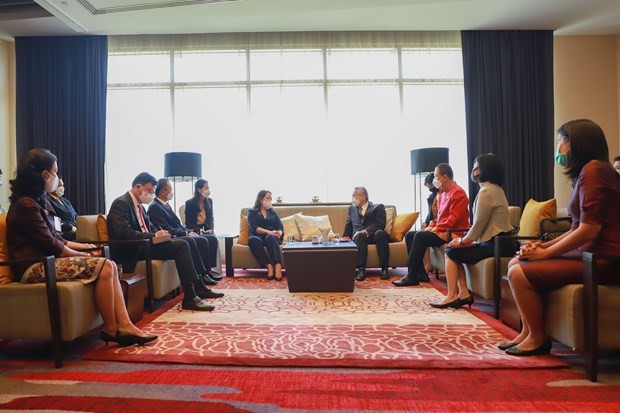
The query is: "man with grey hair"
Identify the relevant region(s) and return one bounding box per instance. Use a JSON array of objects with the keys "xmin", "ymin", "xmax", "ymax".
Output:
[{"xmin": 342, "ymin": 186, "xmax": 390, "ymax": 281}]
